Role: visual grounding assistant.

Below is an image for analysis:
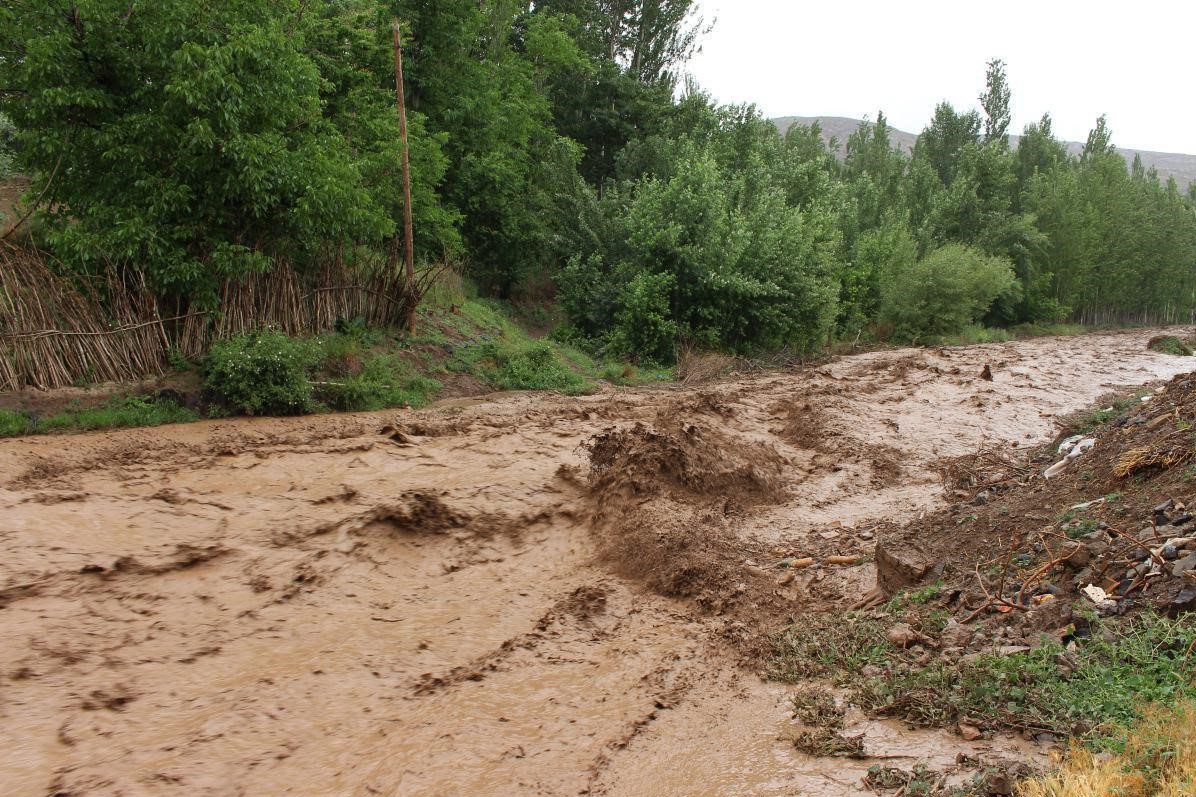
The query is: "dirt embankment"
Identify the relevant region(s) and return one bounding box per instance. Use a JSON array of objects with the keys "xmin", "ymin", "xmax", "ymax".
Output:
[{"xmin": 0, "ymin": 329, "xmax": 1192, "ymax": 797}]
